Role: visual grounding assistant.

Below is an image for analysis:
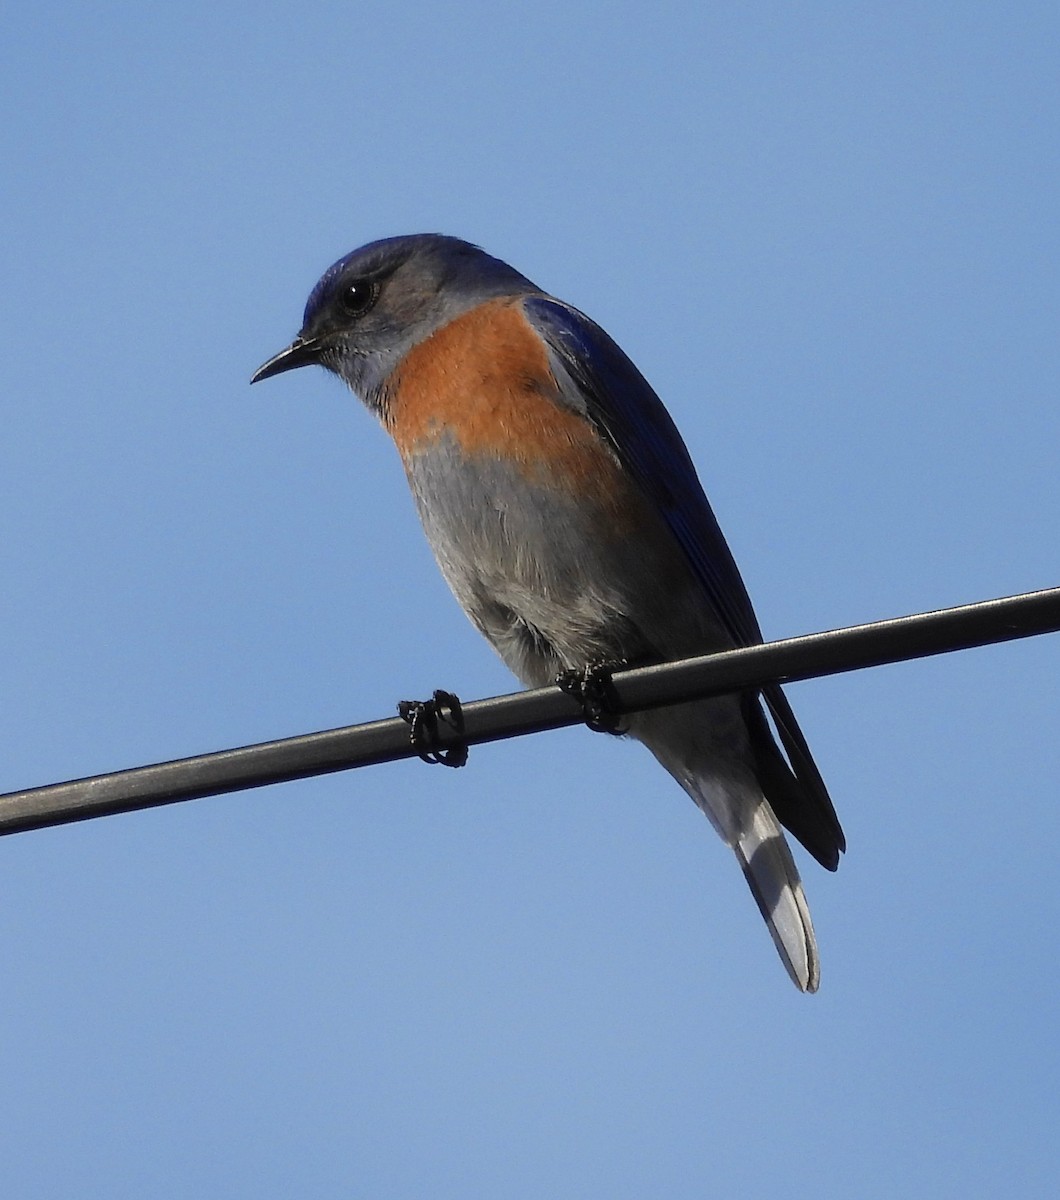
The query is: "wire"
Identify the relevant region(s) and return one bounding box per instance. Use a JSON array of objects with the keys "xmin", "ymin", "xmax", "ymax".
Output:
[{"xmin": 1, "ymin": 586, "xmax": 1057, "ymax": 838}]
